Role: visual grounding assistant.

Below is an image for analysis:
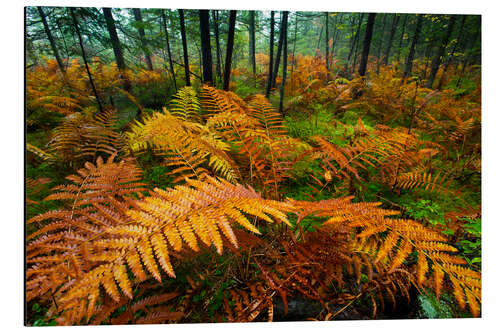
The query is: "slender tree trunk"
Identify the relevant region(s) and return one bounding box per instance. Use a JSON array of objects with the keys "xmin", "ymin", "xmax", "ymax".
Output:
[
  {"xmin": 290, "ymin": 13, "xmax": 298, "ymax": 87},
  {"xmin": 198, "ymin": 10, "xmax": 213, "ymax": 85},
  {"xmin": 249, "ymin": 11, "xmax": 256, "ymax": 84},
  {"xmin": 352, "ymin": 14, "xmax": 365, "ymax": 73},
  {"xmin": 375, "ymin": 14, "xmax": 387, "ymax": 74},
  {"xmin": 272, "ymin": 12, "xmax": 285, "ymax": 89},
  {"xmin": 437, "ymin": 15, "xmax": 465, "ymax": 90},
  {"xmin": 37, "ymin": 6, "xmax": 65, "ymax": 74},
  {"xmin": 70, "ymin": 8, "xmax": 103, "ymax": 114},
  {"xmin": 133, "ymin": 8, "xmax": 153, "ymax": 71},
  {"xmin": 103, "ymin": 8, "xmax": 131, "ymax": 92},
  {"xmin": 178, "ymin": 9, "xmax": 191, "ymax": 86},
  {"xmin": 426, "ymin": 15, "xmax": 456, "ymax": 88},
  {"xmin": 325, "ymin": 12, "xmax": 330, "ymax": 71},
  {"xmin": 212, "ymin": 10, "xmax": 222, "ymax": 85},
  {"xmin": 383, "ymin": 14, "xmax": 400, "ymax": 66},
  {"xmin": 265, "ymin": 11, "xmax": 275, "ymax": 97},
  {"xmin": 347, "ymin": 13, "xmax": 363, "ymax": 72},
  {"xmin": 402, "ymin": 15, "xmax": 423, "ymax": 80},
  {"xmin": 279, "ymin": 12, "xmax": 289, "ymax": 115},
  {"xmin": 161, "ymin": 10, "xmax": 177, "ymax": 91},
  {"xmin": 396, "ymin": 14, "xmax": 408, "ymax": 64},
  {"xmin": 331, "ymin": 13, "xmax": 343, "ymax": 57},
  {"xmin": 223, "ymin": 10, "xmax": 237, "ymax": 91},
  {"xmin": 358, "ymin": 13, "xmax": 376, "ymax": 78}
]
